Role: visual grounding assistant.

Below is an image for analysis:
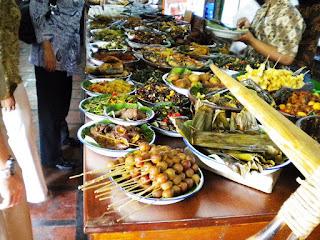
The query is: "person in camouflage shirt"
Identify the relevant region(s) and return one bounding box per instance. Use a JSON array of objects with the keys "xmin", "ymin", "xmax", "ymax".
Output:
[
  {"xmin": 0, "ymin": 0, "xmax": 48, "ymax": 204},
  {"xmin": 0, "ymin": 0, "xmax": 22, "ymax": 101},
  {"xmin": 234, "ymin": 0, "xmax": 305, "ymax": 66}
]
